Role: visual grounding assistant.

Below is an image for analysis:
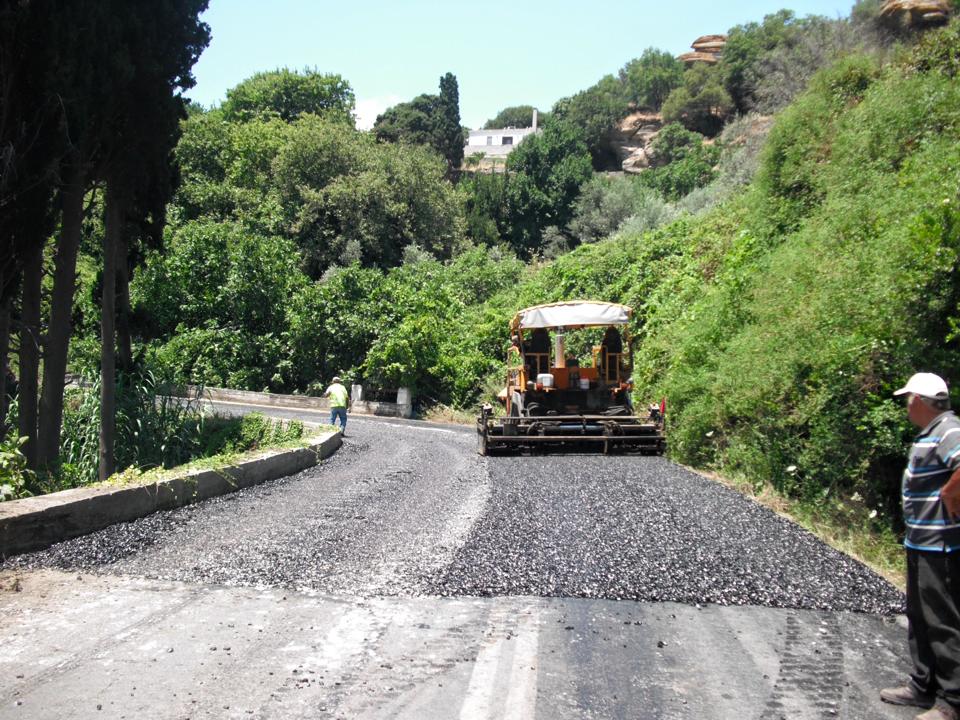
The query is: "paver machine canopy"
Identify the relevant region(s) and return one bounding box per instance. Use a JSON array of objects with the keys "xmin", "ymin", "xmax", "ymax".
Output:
[{"xmin": 477, "ymin": 301, "xmax": 666, "ymax": 455}]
